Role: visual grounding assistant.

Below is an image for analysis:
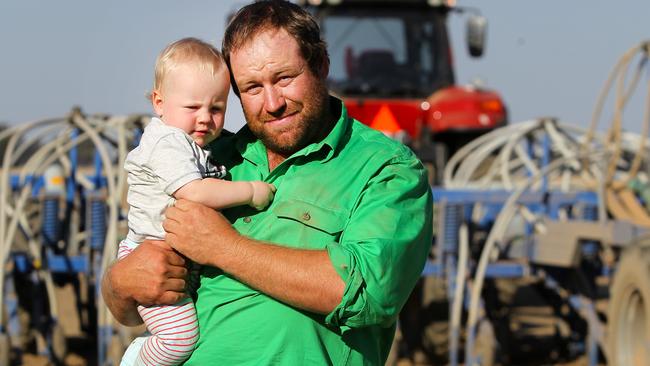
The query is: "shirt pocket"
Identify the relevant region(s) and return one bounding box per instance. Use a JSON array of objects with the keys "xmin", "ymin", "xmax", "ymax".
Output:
[{"xmin": 273, "ymin": 199, "xmax": 347, "ymax": 249}]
